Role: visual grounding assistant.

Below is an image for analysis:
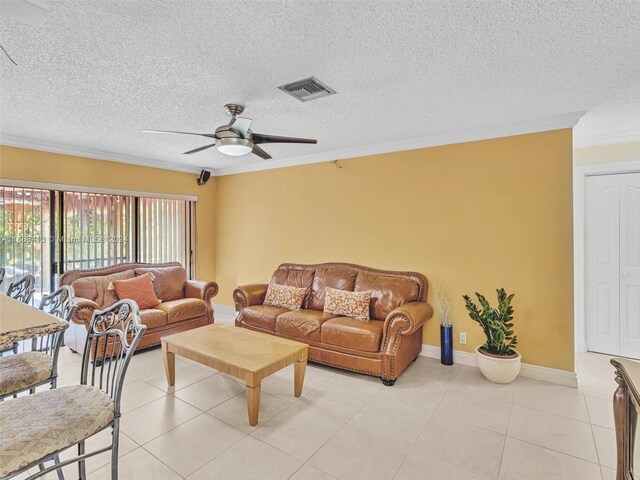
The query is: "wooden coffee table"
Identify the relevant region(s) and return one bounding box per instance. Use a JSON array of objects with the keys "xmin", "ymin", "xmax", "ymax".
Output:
[{"xmin": 161, "ymin": 324, "xmax": 308, "ymax": 426}]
